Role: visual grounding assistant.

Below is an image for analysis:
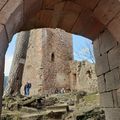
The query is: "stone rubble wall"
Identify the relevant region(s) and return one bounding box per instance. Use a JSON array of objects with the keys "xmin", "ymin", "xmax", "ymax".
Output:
[
  {"xmin": 21, "ymin": 28, "xmax": 98, "ymax": 96},
  {"xmin": 93, "ymin": 30, "xmax": 120, "ymax": 120},
  {"xmin": 69, "ymin": 60, "xmax": 98, "ymax": 93}
]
